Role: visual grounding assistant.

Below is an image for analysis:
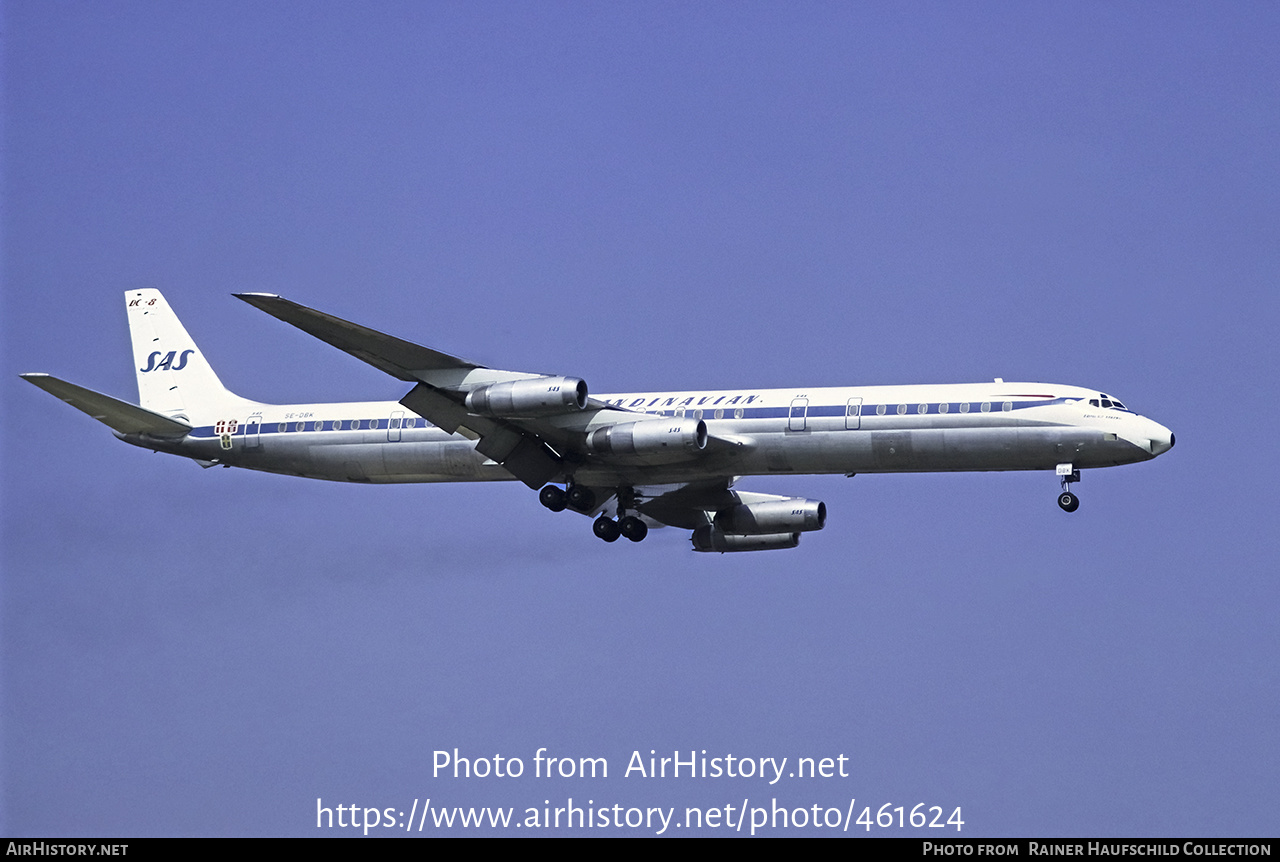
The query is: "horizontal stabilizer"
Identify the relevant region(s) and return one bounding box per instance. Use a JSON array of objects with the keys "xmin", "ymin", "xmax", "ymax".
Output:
[
  {"xmin": 21, "ymin": 374, "xmax": 191, "ymax": 437},
  {"xmin": 234, "ymin": 293, "xmax": 481, "ymax": 382}
]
